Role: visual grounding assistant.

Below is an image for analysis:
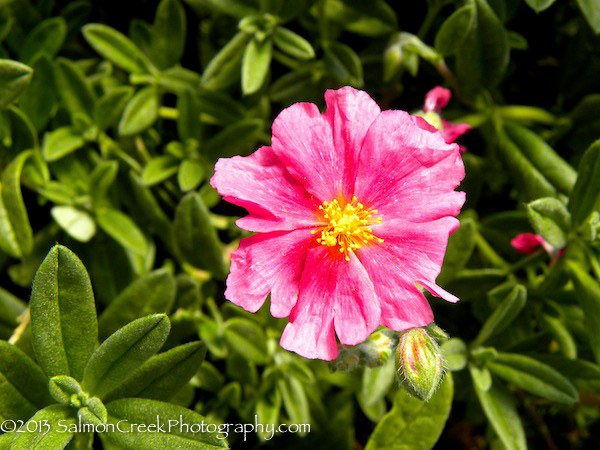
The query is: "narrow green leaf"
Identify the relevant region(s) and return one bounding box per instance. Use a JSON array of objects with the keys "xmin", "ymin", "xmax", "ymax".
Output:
[
  {"xmin": 365, "ymin": 373, "xmax": 453, "ymax": 450},
  {"xmin": 151, "ymin": 0, "xmax": 186, "ymax": 69},
  {"xmin": 242, "ymin": 37, "xmax": 272, "ymax": 95},
  {"xmin": 54, "ymin": 57, "xmax": 96, "ymax": 118},
  {"xmin": 178, "ymin": 159, "xmax": 204, "ymax": 192},
  {"xmin": 51, "ymin": 206, "xmax": 96, "ymax": 242},
  {"xmin": 359, "ymin": 358, "xmax": 395, "ymax": 410},
  {"xmin": 567, "ymin": 262, "xmax": 600, "ymax": 363},
  {"xmin": 0, "ymin": 341, "xmax": 53, "ymax": 421},
  {"xmin": 82, "ymin": 314, "xmax": 170, "ymax": 398},
  {"xmin": 177, "ymin": 89, "xmax": 201, "ymax": 142},
  {"xmin": 435, "ymin": 5, "xmax": 474, "ymax": 55},
  {"xmin": 118, "ymin": 85, "xmax": 159, "ymax": 136},
  {"xmin": 526, "ymin": 198, "xmax": 571, "ymax": 248},
  {"xmin": 278, "ymin": 376, "xmax": 310, "ymax": 426},
  {"xmin": 204, "ymin": 118, "xmax": 262, "ymax": 159},
  {"xmin": 202, "ymin": 31, "xmax": 250, "ymax": 90},
  {"xmin": 273, "ymin": 27, "xmax": 315, "ymax": 60},
  {"xmin": 473, "ymin": 284, "xmax": 527, "ymax": 346},
  {"xmin": 324, "ymin": 41, "xmax": 363, "ymax": 87},
  {"xmin": 10, "ymin": 405, "xmax": 76, "ymax": 450},
  {"xmin": 437, "ymin": 217, "xmax": 476, "ymax": 285},
  {"xmin": 255, "ymin": 384, "xmax": 281, "ymax": 440},
  {"xmin": 142, "ymin": 155, "xmax": 180, "ymax": 186},
  {"xmin": 0, "ymin": 286, "xmax": 25, "ymax": 335},
  {"xmin": 441, "ymin": 338, "xmax": 468, "ymax": 371},
  {"xmin": 19, "ymin": 53, "xmax": 55, "ymax": 131},
  {"xmin": 524, "ymin": 0, "xmax": 557, "ymax": 13},
  {"xmin": 471, "ymin": 370, "xmax": 527, "ymax": 450},
  {"xmin": 96, "ymin": 208, "xmax": 148, "ymax": 256},
  {"xmin": 42, "ymin": 126, "xmax": 85, "ymax": 161},
  {"xmin": 488, "ymin": 353, "xmax": 578, "ymax": 403},
  {"xmin": 455, "ymin": 0, "xmax": 509, "ymax": 97},
  {"xmin": 103, "ymin": 341, "xmax": 206, "ymax": 402},
  {"xmin": 173, "ymin": 192, "xmax": 228, "ymax": 279},
  {"xmin": 0, "ymin": 151, "xmax": 33, "ymax": 258},
  {"xmin": 568, "ymin": 139, "xmax": 600, "ymax": 225},
  {"xmin": 82, "ymin": 23, "xmax": 154, "ymax": 74},
  {"xmin": 0, "ymin": 59, "xmax": 32, "ymax": 108},
  {"xmin": 105, "ymin": 398, "xmax": 228, "ymax": 449},
  {"xmin": 505, "ymin": 123, "xmax": 576, "ymax": 194},
  {"xmin": 98, "ymin": 268, "xmax": 176, "ymax": 340},
  {"xmin": 30, "ymin": 244, "xmax": 98, "ymax": 380},
  {"xmin": 223, "ymin": 318, "xmax": 268, "ymax": 364},
  {"xmin": 576, "ymin": 0, "xmax": 600, "ymax": 34},
  {"xmin": 93, "ymin": 86, "xmax": 133, "ymax": 131},
  {"xmin": 89, "ymin": 160, "xmax": 119, "ymax": 209},
  {"xmin": 20, "ymin": 17, "xmax": 66, "ymax": 63}
]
